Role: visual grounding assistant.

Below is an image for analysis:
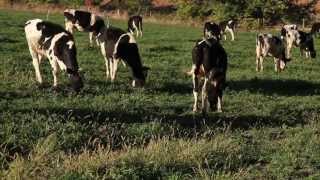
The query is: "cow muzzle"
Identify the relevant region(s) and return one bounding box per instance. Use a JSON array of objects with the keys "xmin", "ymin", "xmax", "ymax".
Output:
[{"xmin": 69, "ymin": 72, "xmax": 84, "ymax": 92}]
